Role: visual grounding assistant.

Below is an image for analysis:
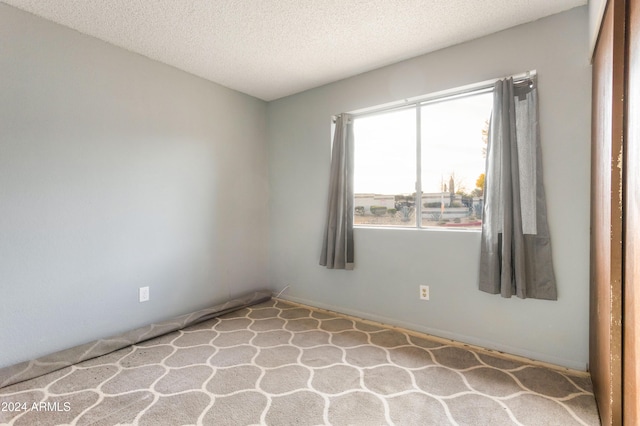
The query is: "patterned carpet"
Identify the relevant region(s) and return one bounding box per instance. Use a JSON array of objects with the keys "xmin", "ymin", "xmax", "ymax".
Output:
[{"xmin": 0, "ymin": 299, "xmax": 599, "ymax": 425}]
